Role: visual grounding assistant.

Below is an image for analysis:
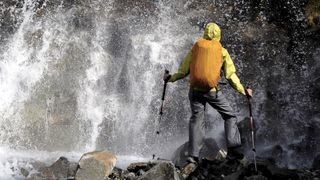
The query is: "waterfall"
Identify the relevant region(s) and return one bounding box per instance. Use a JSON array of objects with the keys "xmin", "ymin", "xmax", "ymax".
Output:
[{"xmin": 0, "ymin": 0, "xmax": 319, "ymax": 177}]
